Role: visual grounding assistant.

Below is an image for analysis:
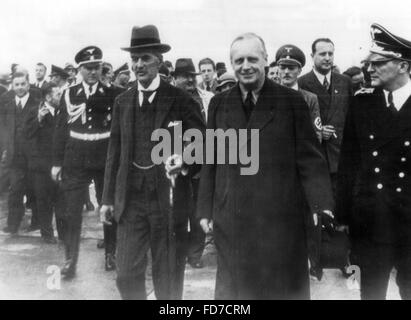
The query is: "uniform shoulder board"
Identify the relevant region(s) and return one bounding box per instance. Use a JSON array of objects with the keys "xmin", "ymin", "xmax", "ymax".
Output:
[{"xmin": 355, "ymin": 87, "xmax": 375, "ymax": 96}]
